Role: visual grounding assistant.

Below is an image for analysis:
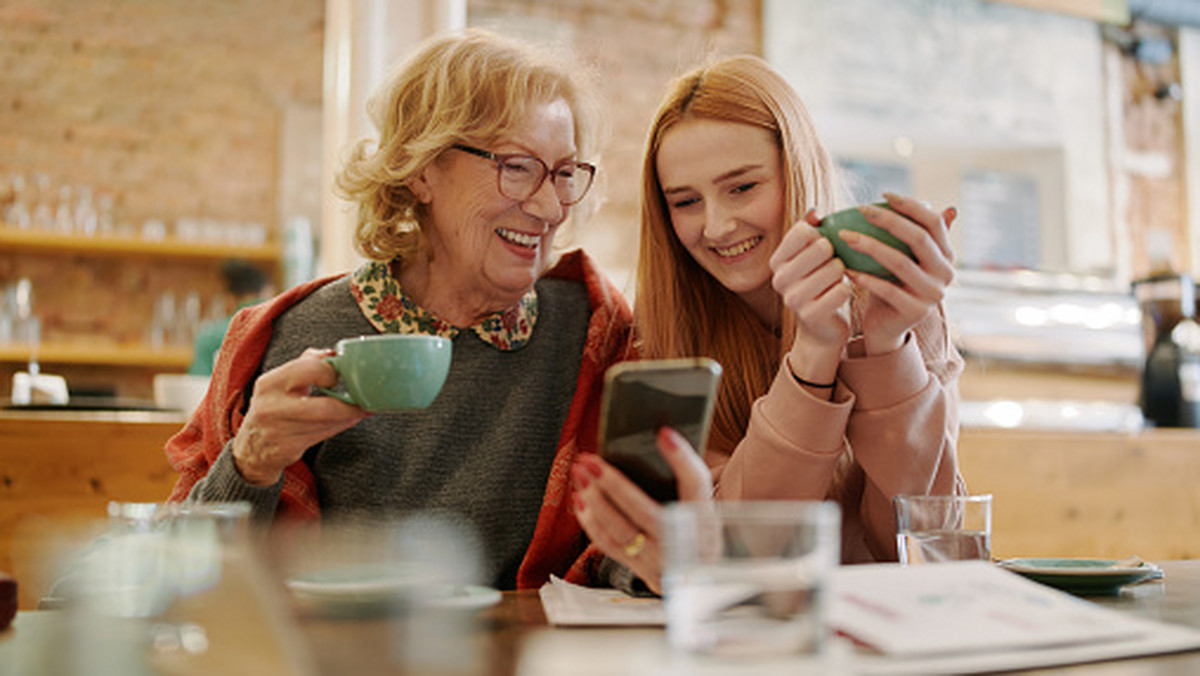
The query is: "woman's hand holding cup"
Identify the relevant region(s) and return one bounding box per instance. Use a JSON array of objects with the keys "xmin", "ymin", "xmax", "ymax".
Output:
[
  {"xmin": 835, "ymin": 193, "xmax": 956, "ymax": 355},
  {"xmin": 232, "ymin": 334, "xmax": 452, "ymax": 486},
  {"xmin": 231, "ymin": 348, "xmax": 372, "ymax": 486}
]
